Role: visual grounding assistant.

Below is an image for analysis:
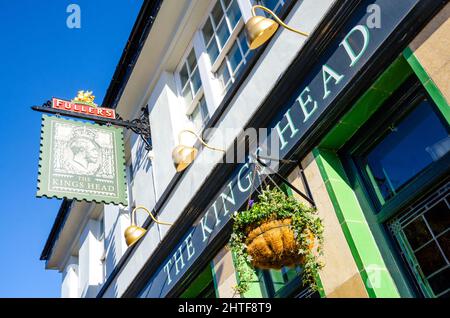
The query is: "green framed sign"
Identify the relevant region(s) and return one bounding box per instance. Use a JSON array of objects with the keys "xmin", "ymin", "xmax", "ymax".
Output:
[{"xmin": 37, "ymin": 115, "xmax": 127, "ymax": 205}]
